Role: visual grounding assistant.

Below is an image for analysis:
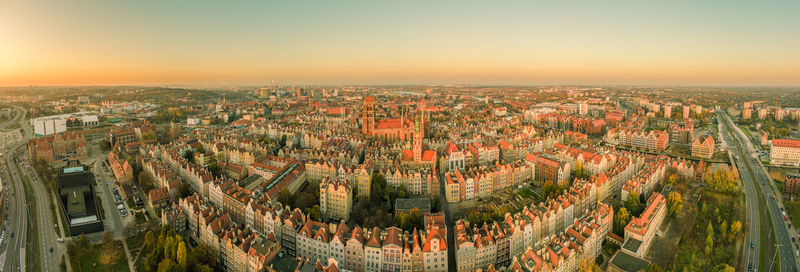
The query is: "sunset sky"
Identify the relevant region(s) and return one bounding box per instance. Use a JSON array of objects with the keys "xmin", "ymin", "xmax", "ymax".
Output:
[{"xmin": 1, "ymin": 0, "xmax": 799, "ymax": 86}]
